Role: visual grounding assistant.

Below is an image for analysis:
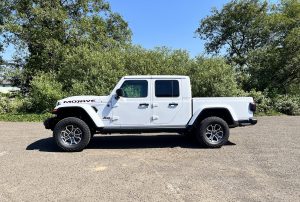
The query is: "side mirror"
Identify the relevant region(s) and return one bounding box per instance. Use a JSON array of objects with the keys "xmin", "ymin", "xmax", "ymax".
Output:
[{"xmin": 116, "ymin": 88, "xmax": 124, "ymax": 99}]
